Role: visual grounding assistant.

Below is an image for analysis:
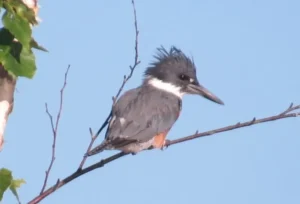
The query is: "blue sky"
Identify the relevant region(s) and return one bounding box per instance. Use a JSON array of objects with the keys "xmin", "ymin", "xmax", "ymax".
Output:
[{"xmin": 1, "ymin": 0, "xmax": 300, "ymax": 203}]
